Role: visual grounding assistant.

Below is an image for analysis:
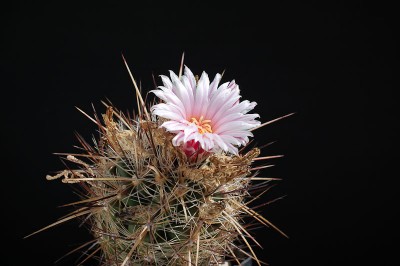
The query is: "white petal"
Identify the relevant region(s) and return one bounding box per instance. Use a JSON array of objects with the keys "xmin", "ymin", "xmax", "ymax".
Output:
[
  {"xmin": 151, "ymin": 103, "xmax": 185, "ymax": 121},
  {"xmin": 227, "ymin": 80, "xmax": 237, "ymax": 90},
  {"xmin": 184, "ymin": 66, "xmax": 196, "ymax": 91},
  {"xmin": 209, "ymin": 73, "xmax": 222, "ymax": 97},
  {"xmin": 160, "ymin": 75, "xmax": 173, "ymax": 90},
  {"xmin": 211, "ymin": 94, "xmax": 241, "ymax": 122},
  {"xmin": 212, "ymin": 112, "xmax": 243, "ymax": 130},
  {"xmin": 221, "ymin": 130, "xmax": 253, "ymax": 140},
  {"xmin": 161, "ymin": 121, "xmax": 188, "ymax": 132},
  {"xmin": 198, "ymin": 71, "xmax": 210, "ymax": 116},
  {"xmin": 150, "ymin": 89, "xmax": 168, "ymax": 102},
  {"xmin": 183, "ymin": 124, "xmax": 198, "ymax": 143},
  {"xmin": 170, "ymin": 71, "xmax": 192, "ymax": 118},
  {"xmin": 218, "ymin": 136, "xmax": 238, "ymax": 154},
  {"xmin": 193, "ymin": 75, "xmax": 207, "ymax": 118},
  {"xmin": 213, "ymin": 113, "xmax": 260, "ymax": 130},
  {"xmin": 214, "ymin": 121, "xmax": 253, "ymax": 134},
  {"xmin": 172, "ymin": 131, "xmax": 185, "ymax": 146},
  {"xmin": 151, "ymin": 88, "xmax": 187, "ymax": 117},
  {"xmin": 203, "ymin": 133, "xmax": 215, "ymax": 151},
  {"xmin": 210, "ymin": 133, "xmax": 228, "ymax": 152},
  {"xmin": 181, "ymin": 75, "xmax": 195, "ymax": 116},
  {"xmin": 198, "ymin": 135, "xmax": 205, "ymax": 149},
  {"xmin": 229, "ymin": 100, "xmax": 258, "ymax": 114},
  {"xmin": 205, "ymin": 82, "xmax": 229, "ymax": 119}
]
